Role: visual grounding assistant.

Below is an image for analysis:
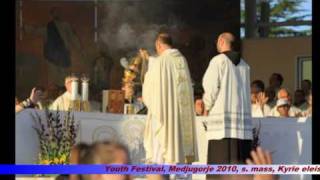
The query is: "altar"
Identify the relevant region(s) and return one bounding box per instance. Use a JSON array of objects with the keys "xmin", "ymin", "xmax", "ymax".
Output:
[{"xmin": 16, "ymin": 109, "xmax": 312, "ymax": 180}]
